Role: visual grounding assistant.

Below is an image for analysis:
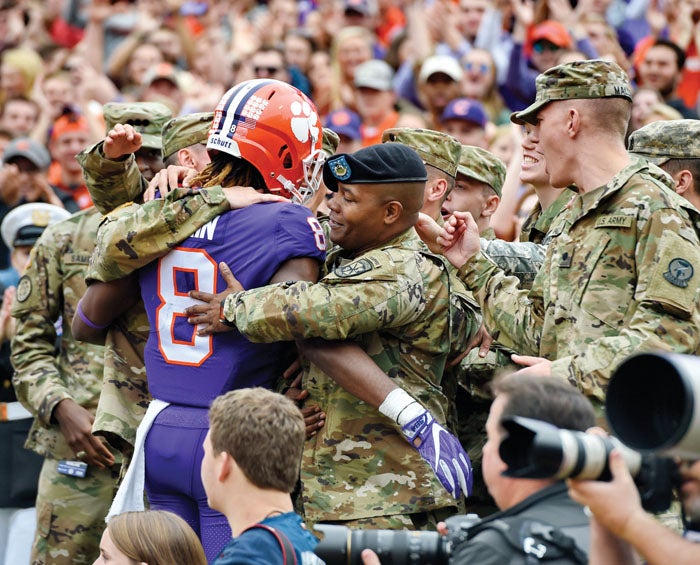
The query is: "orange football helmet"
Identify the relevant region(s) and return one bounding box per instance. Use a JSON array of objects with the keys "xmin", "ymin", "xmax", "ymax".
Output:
[{"xmin": 207, "ymin": 79, "xmax": 324, "ymax": 203}]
